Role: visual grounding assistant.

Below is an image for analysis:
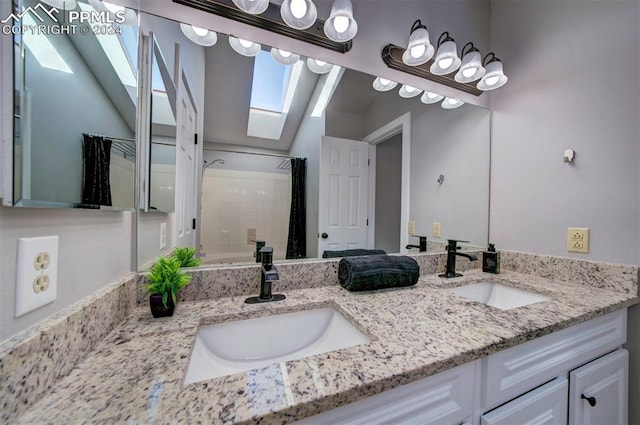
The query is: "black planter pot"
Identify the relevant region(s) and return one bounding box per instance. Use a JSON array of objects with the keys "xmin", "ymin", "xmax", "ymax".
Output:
[{"xmin": 149, "ymin": 294, "xmax": 175, "ymax": 318}]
